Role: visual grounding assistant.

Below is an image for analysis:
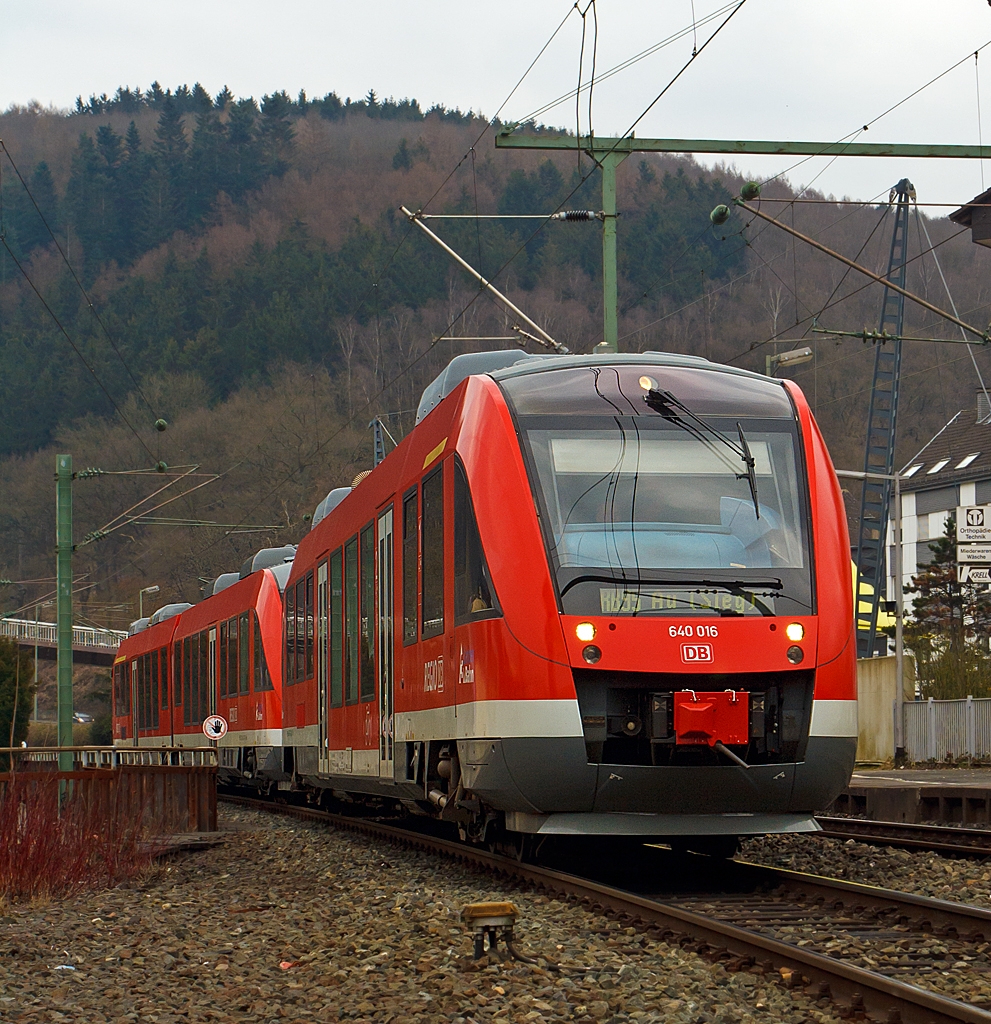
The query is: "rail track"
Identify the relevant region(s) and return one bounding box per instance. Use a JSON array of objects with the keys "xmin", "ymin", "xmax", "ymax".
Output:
[
  {"xmin": 816, "ymin": 815, "xmax": 991, "ymax": 857},
  {"xmin": 220, "ymin": 794, "xmax": 991, "ymax": 1024}
]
